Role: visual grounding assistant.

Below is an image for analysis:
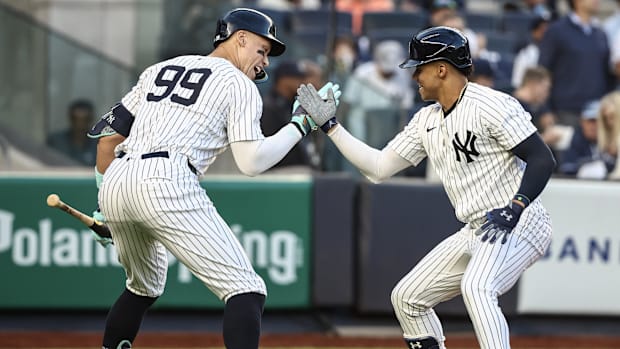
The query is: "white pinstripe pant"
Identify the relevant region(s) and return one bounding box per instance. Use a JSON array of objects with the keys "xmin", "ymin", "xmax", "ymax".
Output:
[
  {"xmin": 391, "ymin": 201, "xmax": 552, "ymax": 349},
  {"xmin": 99, "ymin": 153, "xmax": 266, "ymax": 301}
]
